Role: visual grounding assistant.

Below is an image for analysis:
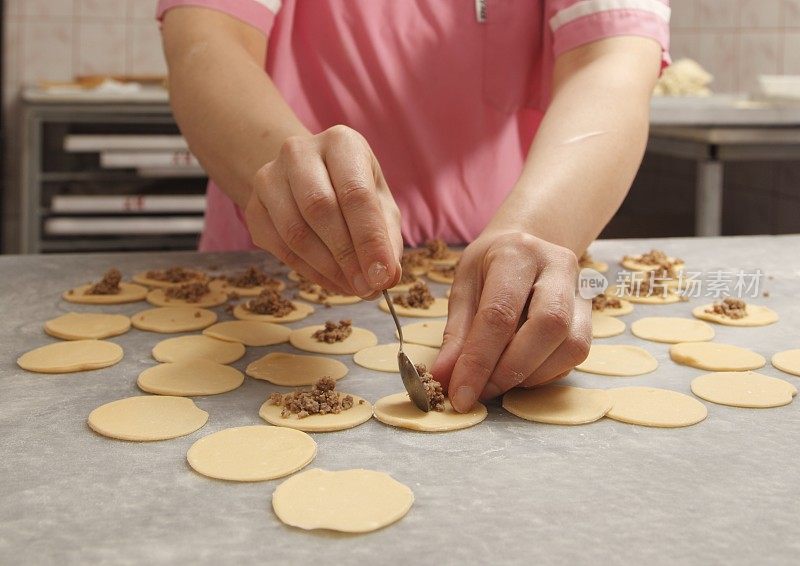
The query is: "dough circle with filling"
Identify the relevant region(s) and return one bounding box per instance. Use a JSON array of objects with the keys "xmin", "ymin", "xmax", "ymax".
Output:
[
  {"xmin": 691, "ymin": 371, "xmax": 796, "ymax": 408},
  {"xmin": 272, "ymin": 468, "xmax": 414, "ymax": 533},
  {"xmin": 606, "ymin": 387, "xmax": 707, "ymax": 428},
  {"xmin": 503, "ymin": 385, "xmax": 613, "ymax": 425},
  {"xmin": 246, "ymin": 352, "xmax": 348, "ymax": 386},
  {"xmin": 88, "ymin": 395, "xmax": 208, "ymax": 441},
  {"xmin": 232, "ymin": 301, "xmax": 314, "ymax": 323},
  {"xmin": 631, "ymin": 317, "xmax": 714, "ymax": 344},
  {"xmin": 138, "ymin": 359, "xmax": 244, "ymax": 396},
  {"xmin": 289, "ymin": 325, "xmax": 377, "ymax": 355},
  {"xmin": 151, "ymin": 334, "xmax": 245, "ymax": 364},
  {"xmin": 353, "ymin": 343, "xmax": 440, "ymax": 373},
  {"xmin": 209, "ymin": 278, "xmax": 286, "ymax": 297},
  {"xmin": 187, "ymin": 425, "xmax": 316, "ymax": 482},
  {"xmin": 132, "ymin": 270, "xmax": 205, "ymax": 288},
  {"xmin": 591, "ymin": 314, "xmax": 626, "ymax": 338},
  {"xmin": 670, "ymin": 342, "xmax": 765, "ymax": 371},
  {"xmin": 426, "ymin": 269, "xmax": 455, "ymax": 284},
  {"xmin": 772, "ymin": 348, "xmax": 800, "ymax": 377},
  {"xmin": 202, "ymin": 320, "xmax": 290, "ymax": 346},
  {"xmin": 146, "ymin": 288, "xmax": 228, "ymax": 308},
  {"xmin": 297, "ymin": 289, "xmax": 362, "ymax": 305},
  {"xmin": 692, "ymin": 304, "xmax": 778, "ymax": 327},
  {"xmin": 378, "ymin": 297, "xmax": 449, "ymax": 318},
  {"xmin": 373, "ymin": 392, "xmax": 487, "ymax": 432},
  {"xmin": 398, "ymin": 320, "xmax": 446, "ymax": 347},
  {"xmin": 44, "ymin": 312, "xmax": 131, "ymax": 340},
  {"xmin": 259, "ymin": 395, "xmax": 373, "ymax": 432},
  {"xmin": 593, "ymin": 299, "xmax": 634, "ymax": 317},
  {"xmin": 576, "ymin": 344, "xmax": 658, "ymax": 376},
  {"xmin": 131, "ymin": 306, "xmax": 217, "ymax": 333},
  {"xmin": 63, "ymin": 282, "xmax": 148, "ymax": 304},
  {"xmin": 18, "ymin": 339, "xmax": 123, "ymax": 373}
]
